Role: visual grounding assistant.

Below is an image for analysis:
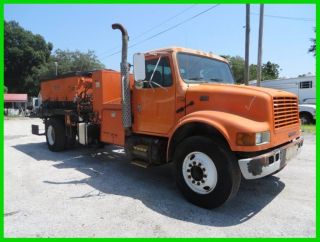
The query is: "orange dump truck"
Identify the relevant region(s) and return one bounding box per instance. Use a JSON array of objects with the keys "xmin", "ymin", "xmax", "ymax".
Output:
[{"xmin": 32, "ymin": 23, "xmax": 303, "ymax": 208}]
